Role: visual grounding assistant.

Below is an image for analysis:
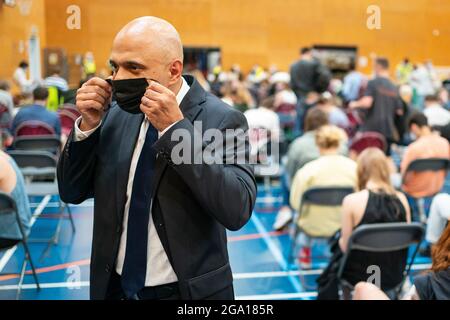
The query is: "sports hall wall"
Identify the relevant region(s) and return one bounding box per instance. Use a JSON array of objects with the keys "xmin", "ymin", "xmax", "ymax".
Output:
[
  {"xmin": 2, "ymin": 0, "xmax": 450, "ymax": 82},
  {"xmin": 0, "ymin": 0, "xmax": 47, "ymax": 80}
]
